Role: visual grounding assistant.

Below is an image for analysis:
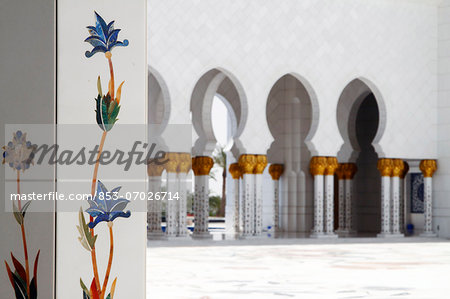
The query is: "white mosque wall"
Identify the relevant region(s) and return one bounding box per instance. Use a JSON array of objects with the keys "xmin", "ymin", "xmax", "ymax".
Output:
[
  {"xmin": 436, "ymin": 0, "xmax": 450, "ymax": 238},
  {"xmin": 149, "ymin": 0, "xmax": 439, "ymax": 159}
]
